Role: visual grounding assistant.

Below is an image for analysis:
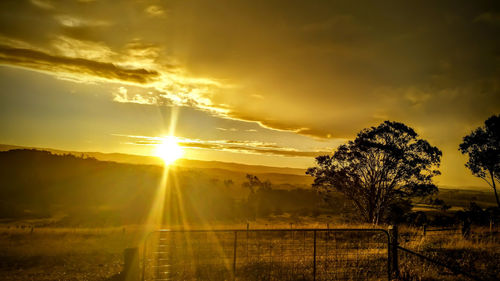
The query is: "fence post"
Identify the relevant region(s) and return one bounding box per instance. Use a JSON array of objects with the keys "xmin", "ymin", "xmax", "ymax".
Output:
[
  {"xmin": 233, "ymin": 231, "xmax": 237, "ymax": 281},
  {"xmin": 124, "ymin": 247, "xmax": 140, "ymax": 281},
  {"xmin": 423, "ymin": 224, "xmax": 427, "ymax": 236},
  {"xmin": 141, "ymin": 239, "xmax": 148, "ymax": 281},
  {"xmin": 313, "ymin": 230, "xmax": 317, "ymax": 281},
  {"xmin": 246, "ymin": 223, "xmax": 249, "ymax": 260},
  {"xmin": 389, "ymin": 225, "xmax": 399, "ymax": 279},
  {"xmin": 490, "ymin": 219, "xmax": 493, "ymax": 237}
]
